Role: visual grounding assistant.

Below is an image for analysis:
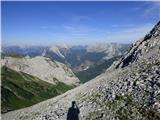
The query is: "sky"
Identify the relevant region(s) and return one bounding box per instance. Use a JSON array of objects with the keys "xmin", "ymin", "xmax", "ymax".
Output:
[{"xmin": 2, "ymin": 1, "xmax": 160, "ymax": 46}]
